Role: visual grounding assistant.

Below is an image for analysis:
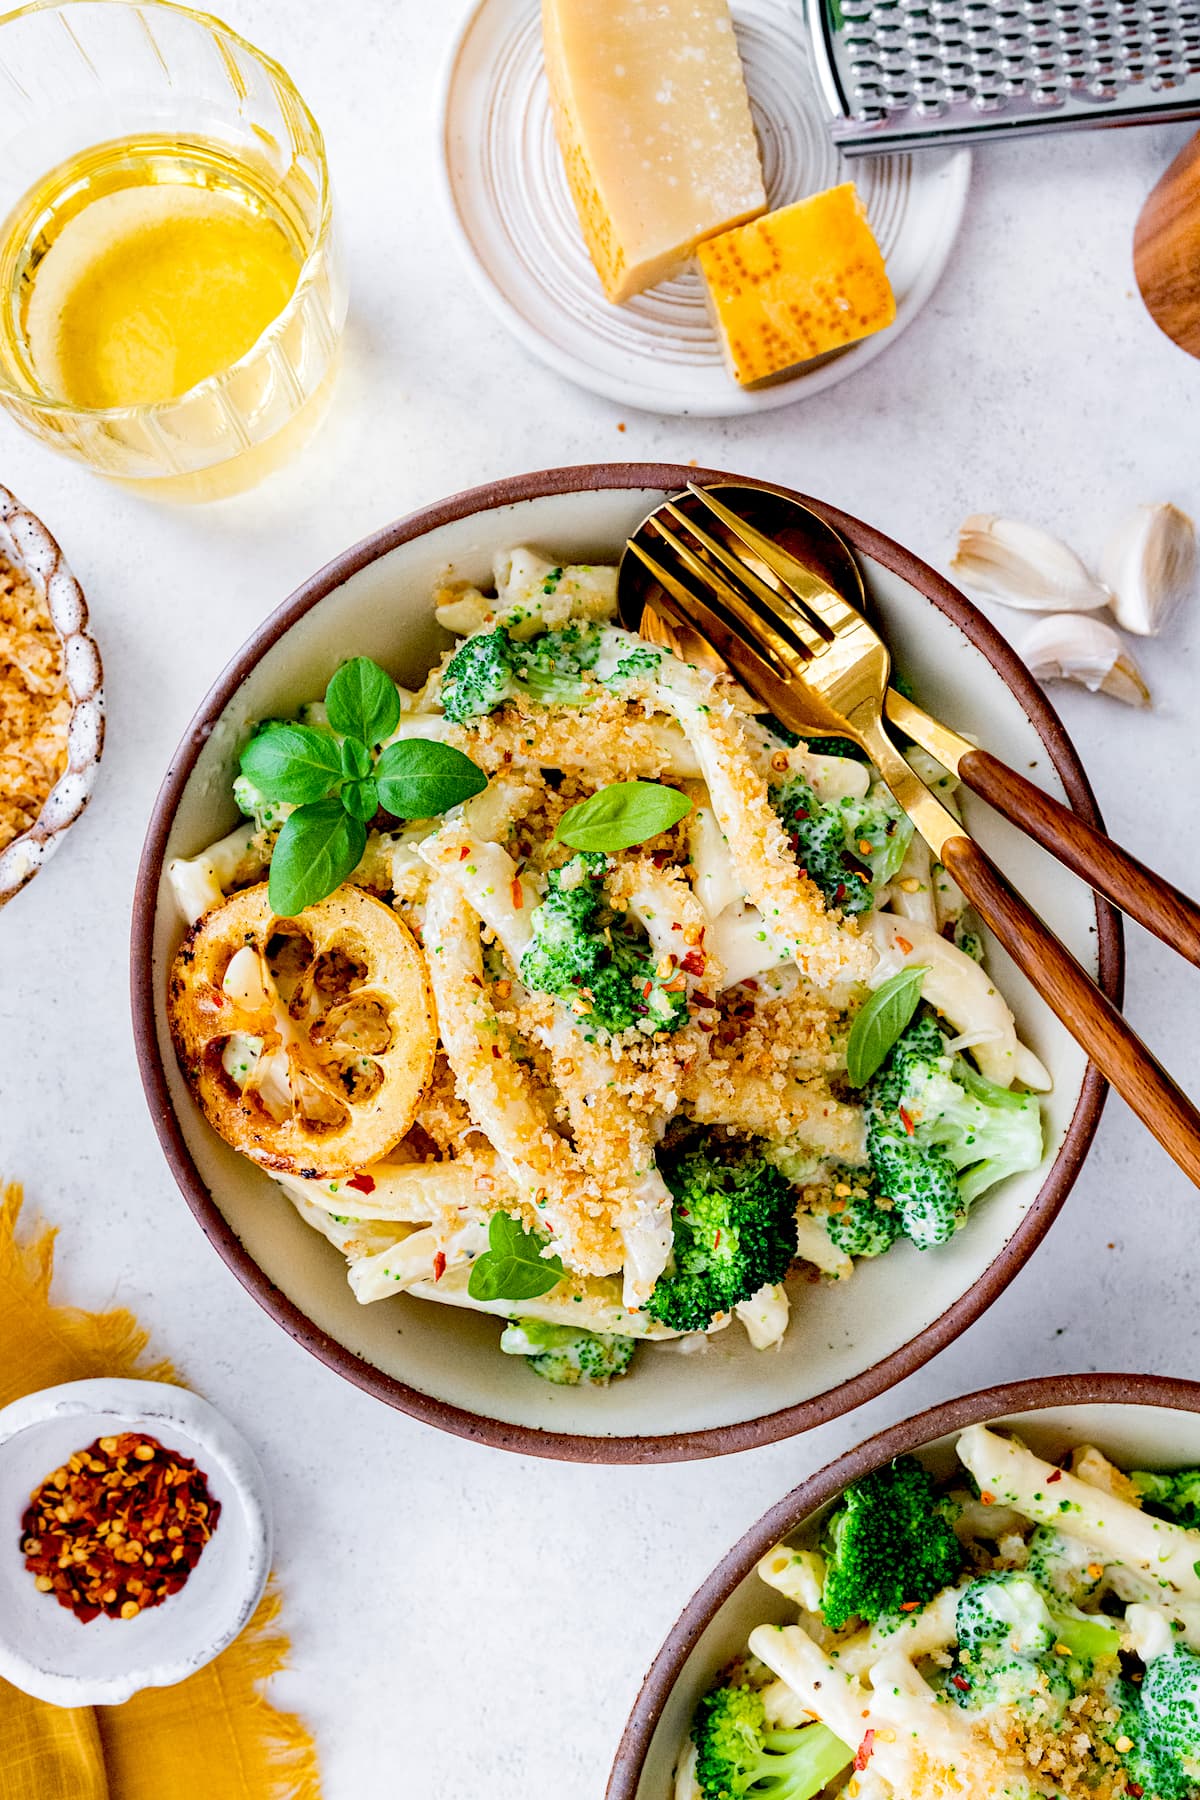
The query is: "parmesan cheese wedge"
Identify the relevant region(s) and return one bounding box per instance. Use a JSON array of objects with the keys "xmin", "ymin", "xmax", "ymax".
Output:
[
  {"xmin": 697, "ymin": 183, "xmax": 896, "ymax": 384},
  {"xmin": 542, "ymin": 0, "xmax": 766, "ymax": 304}
]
